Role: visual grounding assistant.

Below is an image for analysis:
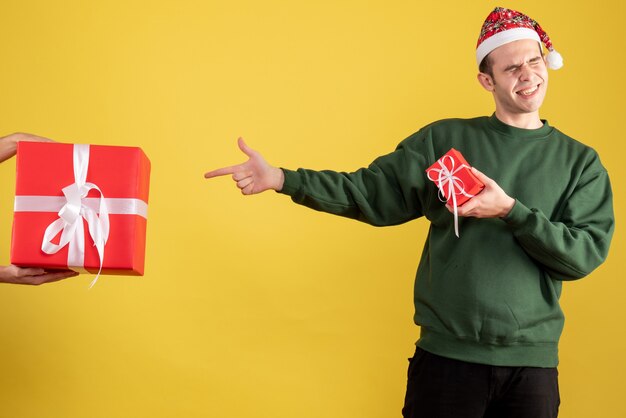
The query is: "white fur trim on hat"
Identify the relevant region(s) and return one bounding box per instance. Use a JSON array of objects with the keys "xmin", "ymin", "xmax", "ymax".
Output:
[{"xmin": 476, "ymin": 27, "xmax": 540, "ymax": 67}]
